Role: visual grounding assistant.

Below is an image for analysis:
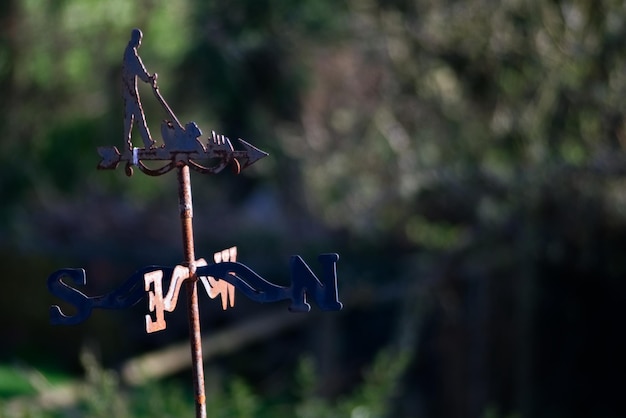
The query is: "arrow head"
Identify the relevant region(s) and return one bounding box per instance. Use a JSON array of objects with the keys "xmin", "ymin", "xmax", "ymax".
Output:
[{"xmin": 234, "ymin": 138, "xmax": 269, "ymax": 171}]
